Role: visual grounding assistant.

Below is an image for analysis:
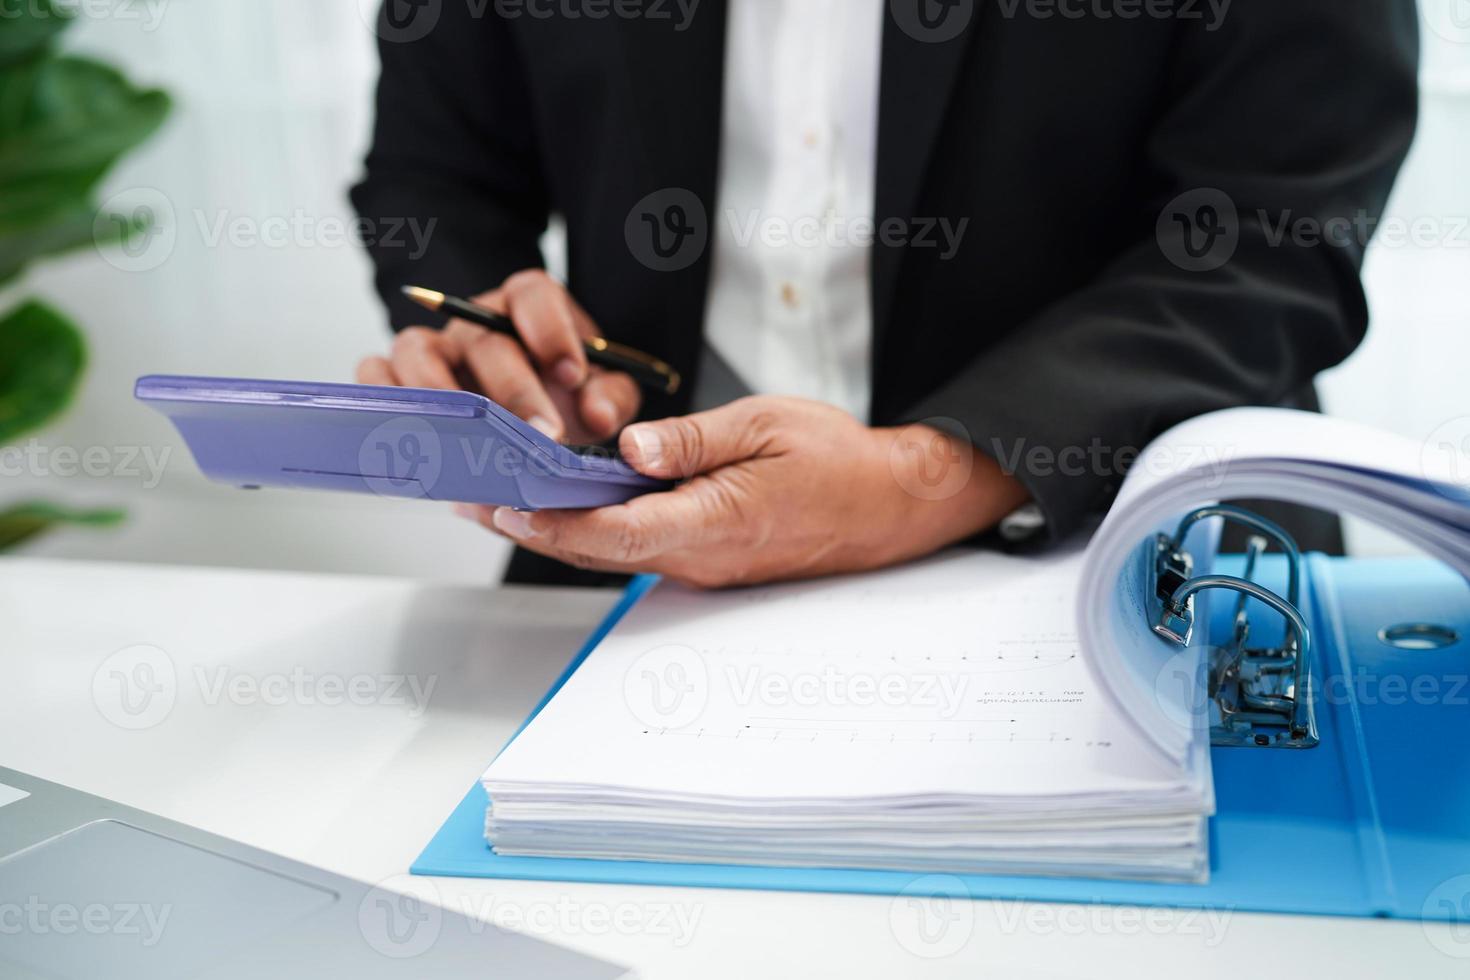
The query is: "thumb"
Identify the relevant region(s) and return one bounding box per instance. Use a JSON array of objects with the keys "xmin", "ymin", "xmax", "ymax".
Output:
[{"xmin": 620, "ymin": 399, "xmax": 777, "ymax": 480}]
